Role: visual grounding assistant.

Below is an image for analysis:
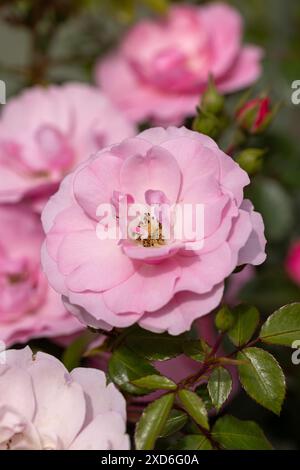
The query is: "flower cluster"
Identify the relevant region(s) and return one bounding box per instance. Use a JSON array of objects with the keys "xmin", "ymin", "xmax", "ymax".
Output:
[{"xmin": 0, "ymin": 1, "xmax": 275, "ymax": 452}]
